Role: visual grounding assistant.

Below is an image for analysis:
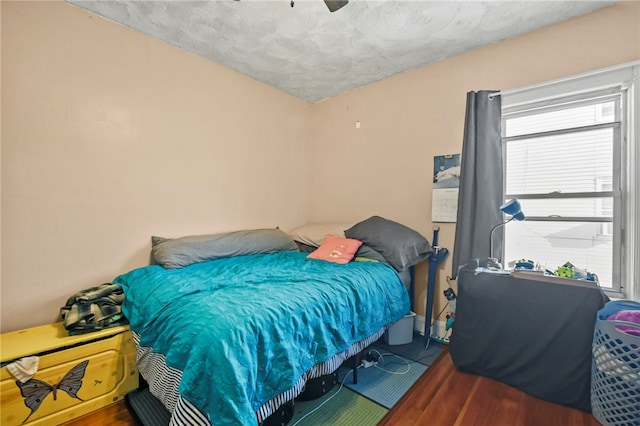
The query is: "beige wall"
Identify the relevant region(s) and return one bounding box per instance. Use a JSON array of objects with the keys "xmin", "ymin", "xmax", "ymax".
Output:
[
  {"xmin": 310, "ymin": 2, "xmax": 640, "ymax": 322},
  {"xmin": 1, "ymin": 1, "xmax": 313, "ymax": 331},
  {"xmin": 1, "ymin": 1, "xmax": 638, "ymax": 332}
]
